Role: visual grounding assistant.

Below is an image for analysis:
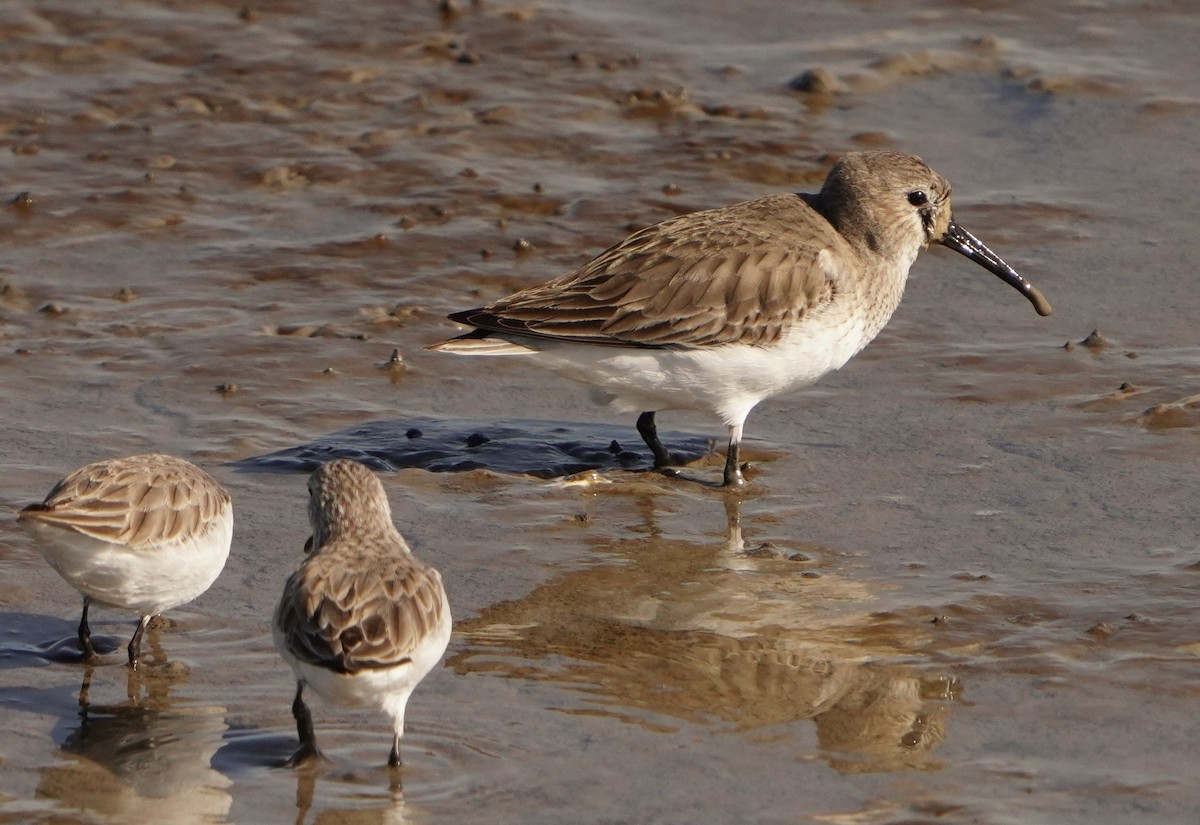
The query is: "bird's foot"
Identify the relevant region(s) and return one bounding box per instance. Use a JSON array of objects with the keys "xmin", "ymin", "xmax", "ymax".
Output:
[
  {"xmin": 721, "ymin": 462, "xmax": 749, "ymax": 489},
  {"xmin": 282, "ymin": 742, "xmax": 324, "ymax": 768}
]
